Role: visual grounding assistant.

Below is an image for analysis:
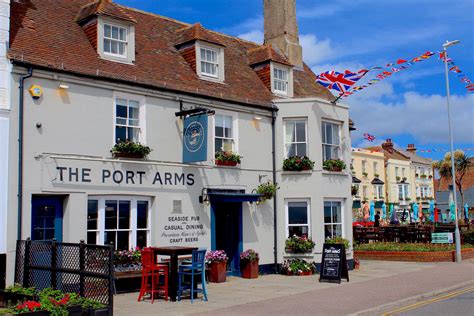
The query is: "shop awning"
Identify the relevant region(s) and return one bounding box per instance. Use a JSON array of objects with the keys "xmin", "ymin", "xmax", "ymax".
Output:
[
  {"xmin": 371, "ymin": 178, "xmax": 385, "ymax": 185},
  {"xmin": 352, "ymin": 176, "xmax": 361, "ymax": 183},
  {"xmin": 208, "ymin": 192, "xmax": 261, "ymax": 203}
]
